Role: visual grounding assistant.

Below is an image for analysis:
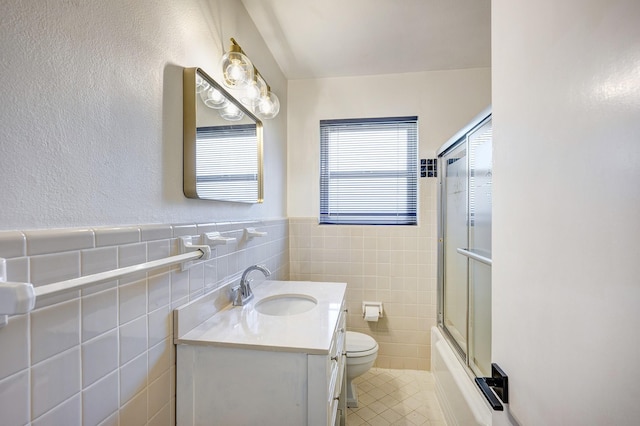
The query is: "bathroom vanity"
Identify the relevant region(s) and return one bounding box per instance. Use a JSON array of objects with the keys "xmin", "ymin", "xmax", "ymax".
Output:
[{"xmin": 174, "ymin": 280, "xmax": 347, "ymax": 426}]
